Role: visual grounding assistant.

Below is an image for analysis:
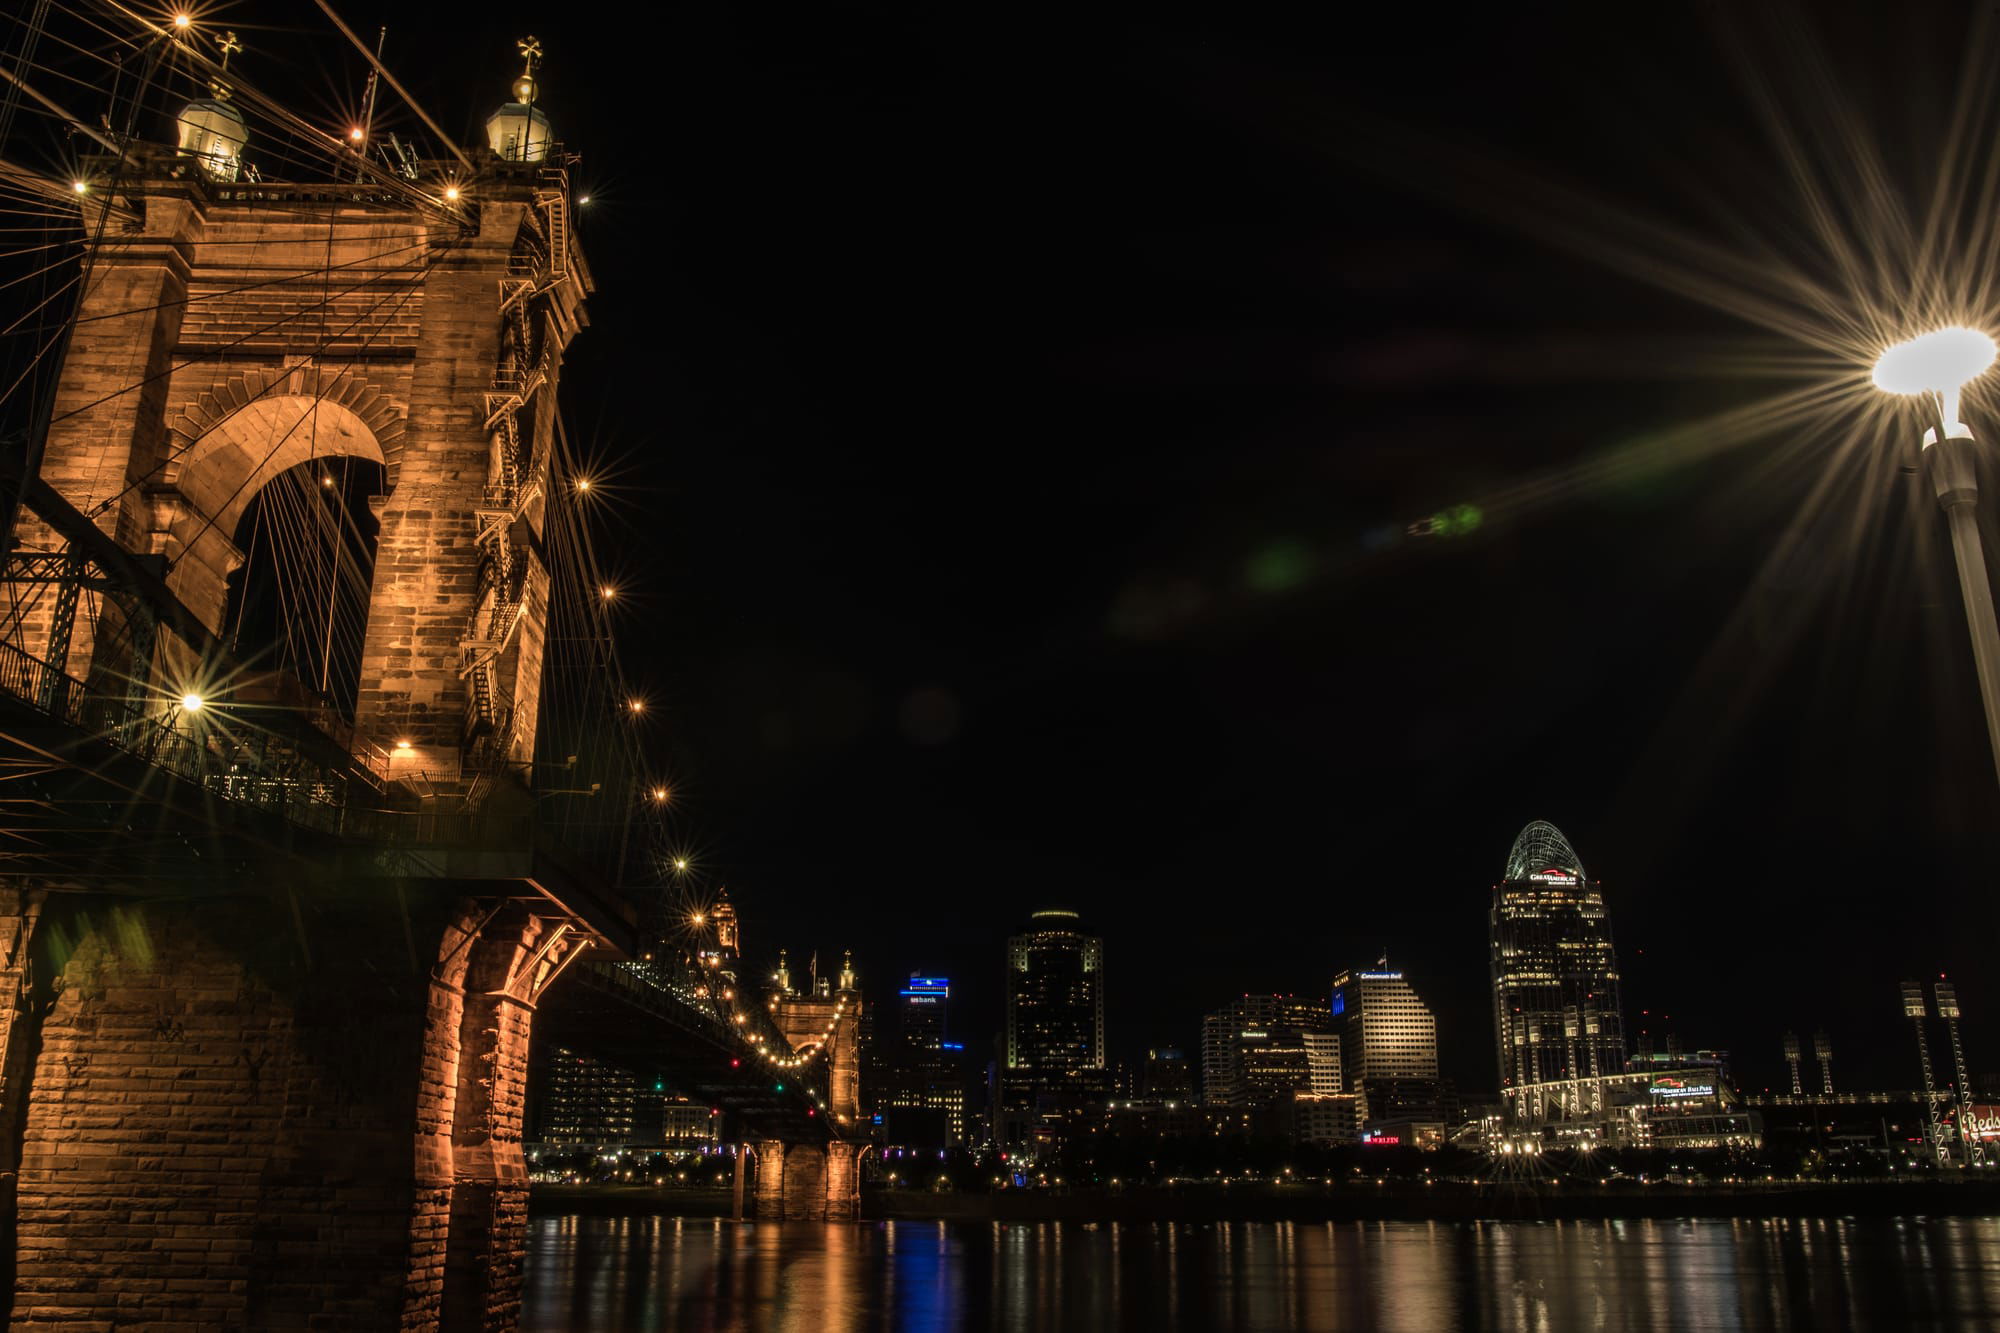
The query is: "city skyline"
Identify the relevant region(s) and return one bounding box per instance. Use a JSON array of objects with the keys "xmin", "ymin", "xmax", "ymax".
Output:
[
  {"xmin": 152, "ymin": 2, "xmax": 1992, "ymax": 1111},
  {"xmin": 0, "ymin": 2, "xmax": 1988, "ymax": 1102},
  {"xmin": 777, "ymin": 850, "xmax": 1972, "ymax": 1107},
  {"xmin": 6, "ymin": 0, "xmax": 2000, "ymax": 1324}
]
